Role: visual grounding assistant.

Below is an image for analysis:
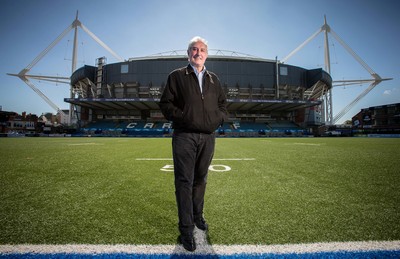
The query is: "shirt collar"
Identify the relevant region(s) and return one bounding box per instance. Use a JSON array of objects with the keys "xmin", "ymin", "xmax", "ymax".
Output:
[
  {"xmin": 185, "ymin": 64, "xmax": 213, "ymax": 84},
  {"xmin": 189, "ymin": 63, "xmax": 206, "ymax": 76}
]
